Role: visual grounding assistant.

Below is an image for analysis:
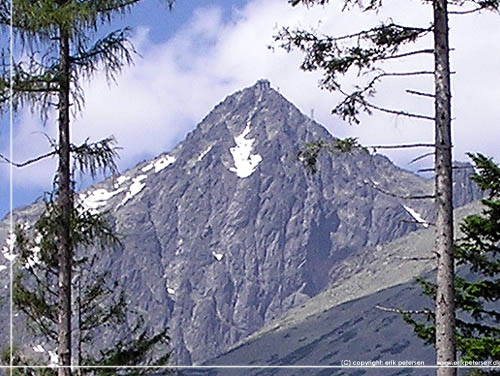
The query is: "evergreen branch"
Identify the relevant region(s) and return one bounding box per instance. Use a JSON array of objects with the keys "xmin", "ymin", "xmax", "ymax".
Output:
[
  {"xmin": 275, "ymin": 25, "xmax": 432, "ymax": 87},
  {"xmin": 92, "ymin": 0, "xmax": 175, "ymax": 15},
  {"xmin": 467, "ymin": 153, "xmax": 500, "ymax": 197},
  {"xmin": 0, "ymin": 59, "xmax": 60, "ymax": 119},
  {"xmin": 297, "ymin": 138, "xmax": 365, "ymax": 173},
  {"xmin": 298, "ymin": 23, "xmax": 431, "ymax": 43},
  {"xmin": 333, "ymin": 85, "xmax": 434, "ymax": 124},
  {"xmin": 71, "ymin": 136, "xmax": 120, "ymax": 179},
  {"xmin": 70, "ymin": 28, "xmax": 135, "ymax": 83}
]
